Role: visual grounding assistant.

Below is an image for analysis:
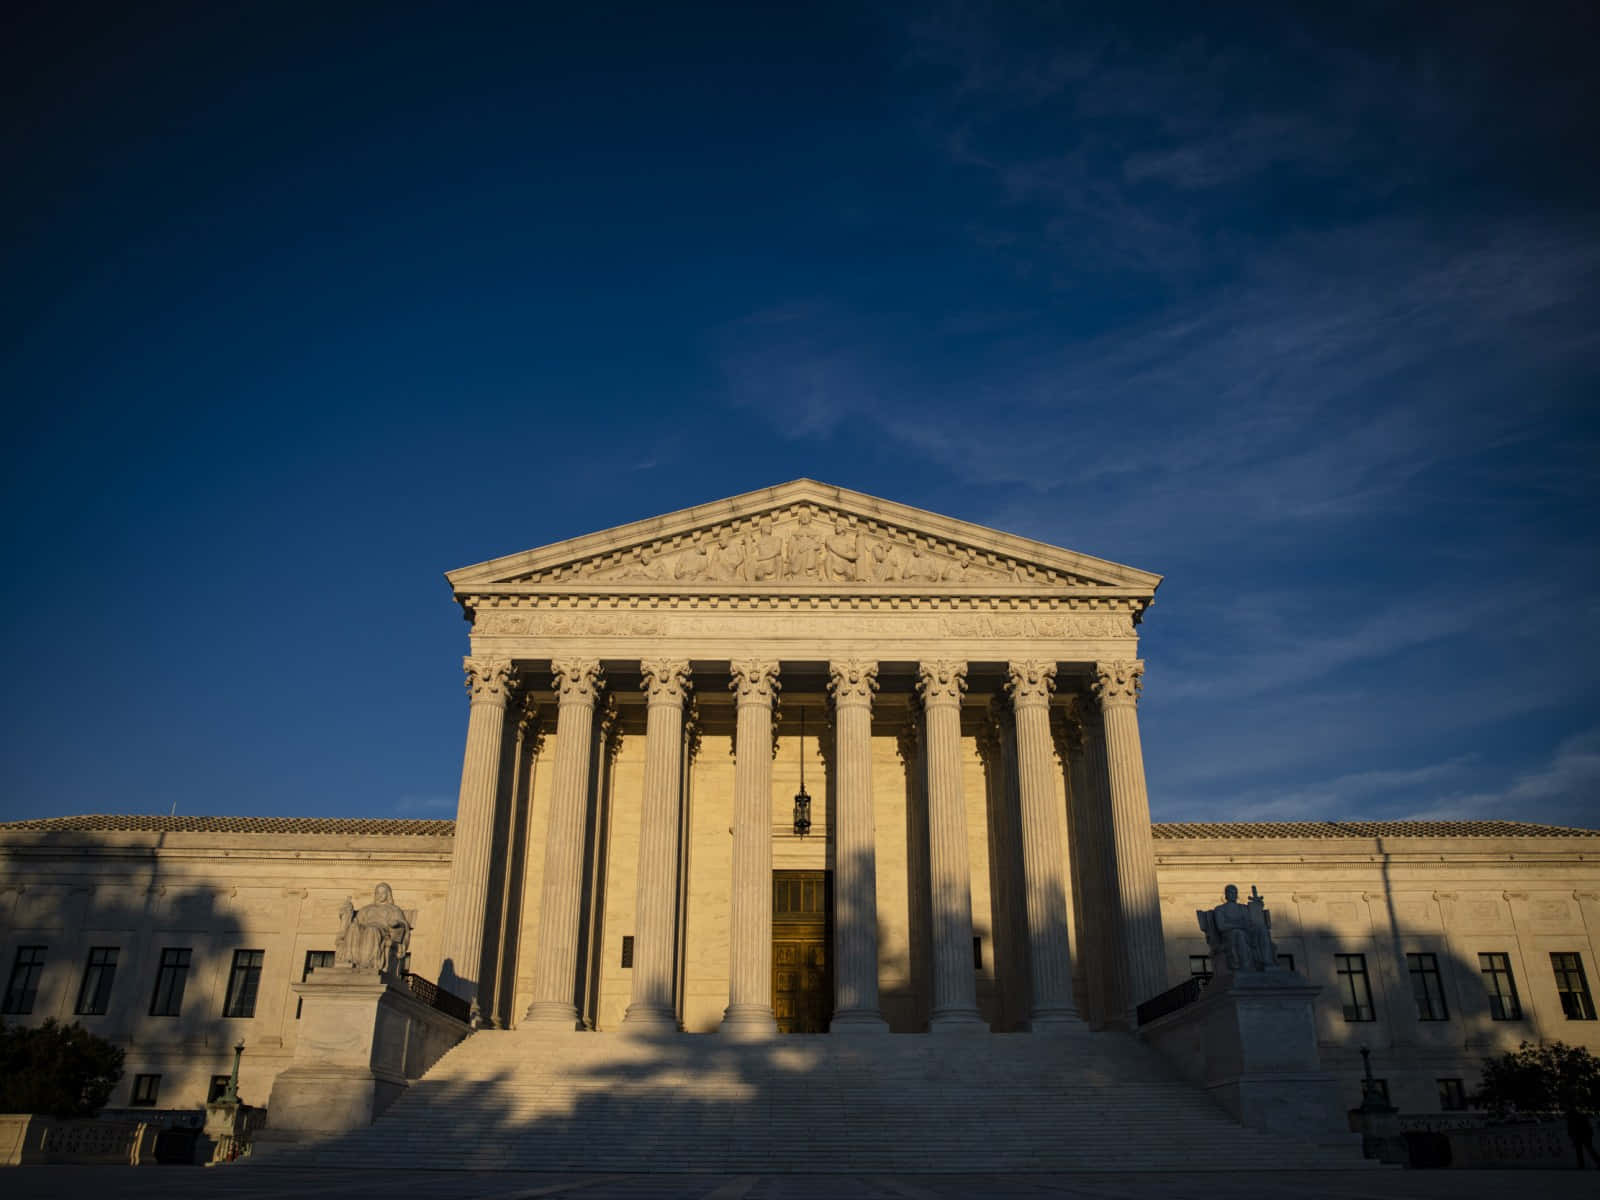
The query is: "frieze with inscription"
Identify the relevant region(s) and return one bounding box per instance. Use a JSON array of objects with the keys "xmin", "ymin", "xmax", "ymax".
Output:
[{"xmin": 472, "ymin": 609, "xmax": 1135, "ymax": 640}]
